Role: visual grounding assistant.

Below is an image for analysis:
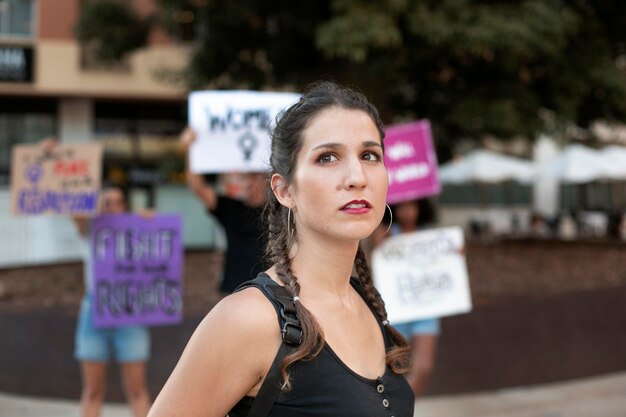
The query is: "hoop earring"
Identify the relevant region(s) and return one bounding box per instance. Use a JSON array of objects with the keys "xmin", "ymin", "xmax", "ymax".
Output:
[
  {"xmin": 287, "ymin": 207, "xmax": 294, "ymax": 237},
  {"xmin": 384, "ymin": 204, "xmax": 393, "ymax": 234}
]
